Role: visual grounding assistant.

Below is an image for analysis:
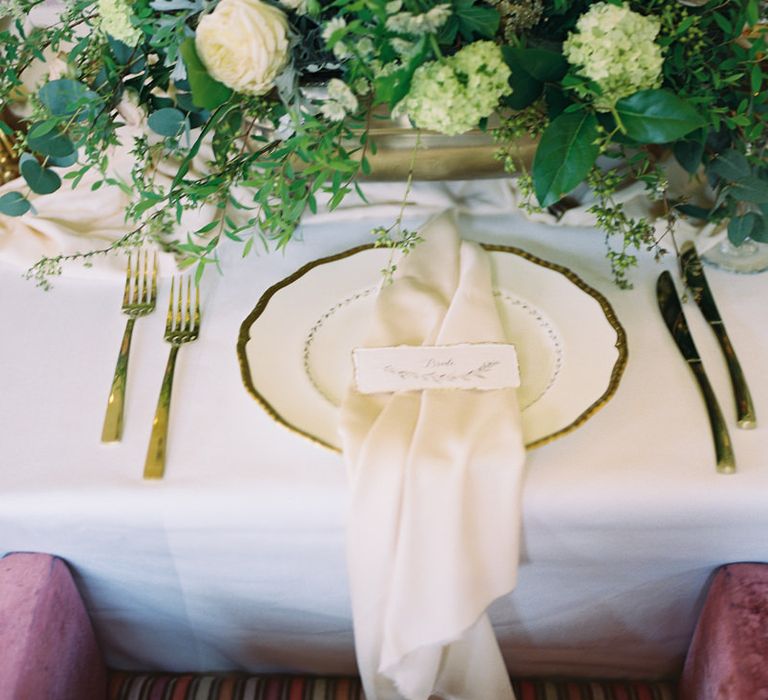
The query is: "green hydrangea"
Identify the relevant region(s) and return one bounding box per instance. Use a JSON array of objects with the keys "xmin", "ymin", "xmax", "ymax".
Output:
[
  {"xmin": 563, "ymin": 2, "xmax": 663, "ymax": 111},
  {"xmin": 98, "ymin": 0, "xmax": 141, "ymax": 45},
  {"xmin": 396, "ymin": 41, "xmax": 512, "ymax": 136}
]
